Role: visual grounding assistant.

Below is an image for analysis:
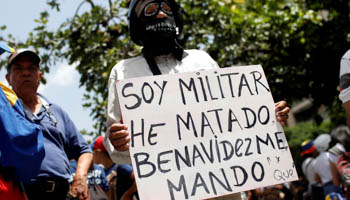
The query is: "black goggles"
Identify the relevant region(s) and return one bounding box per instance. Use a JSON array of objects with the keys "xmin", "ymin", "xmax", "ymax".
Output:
[{"xmin": 143, "ymin": 1, "xmax": 173, "ymax": 17}]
